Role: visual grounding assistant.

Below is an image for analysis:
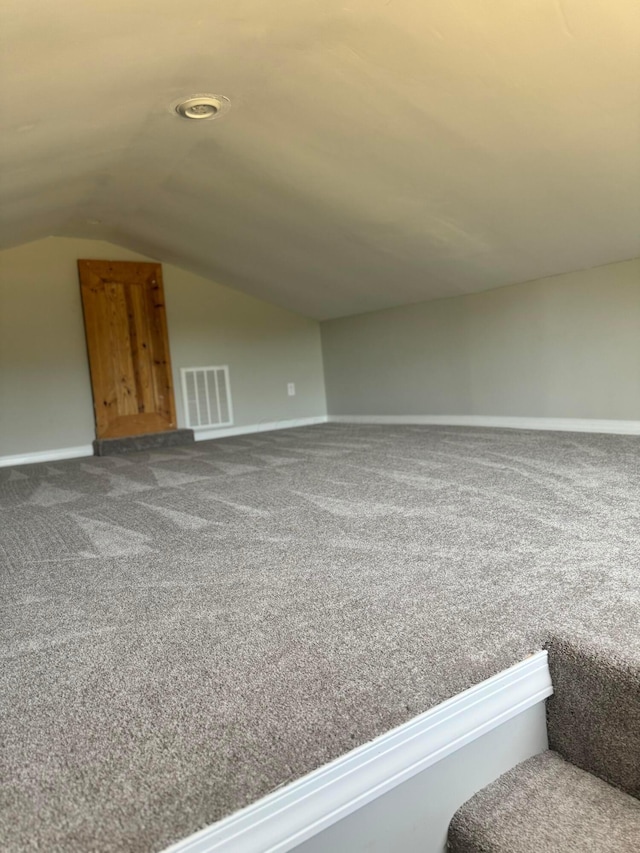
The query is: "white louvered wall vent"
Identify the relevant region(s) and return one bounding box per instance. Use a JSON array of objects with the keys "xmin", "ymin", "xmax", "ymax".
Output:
[{"xmin": 180, "ymin": 366, "xmax": 234, "ymax": 429}]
